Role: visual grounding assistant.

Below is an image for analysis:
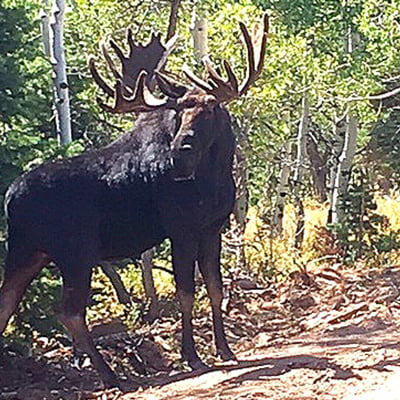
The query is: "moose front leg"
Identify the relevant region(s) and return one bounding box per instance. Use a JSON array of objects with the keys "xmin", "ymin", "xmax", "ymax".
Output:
[
  {"xmin": 172, "ymin": 238, "xmax": 206, "ymax": 370},
  {"xmin": 198, "ymin": 231, "xmax": 235, "ymax": 361}
]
